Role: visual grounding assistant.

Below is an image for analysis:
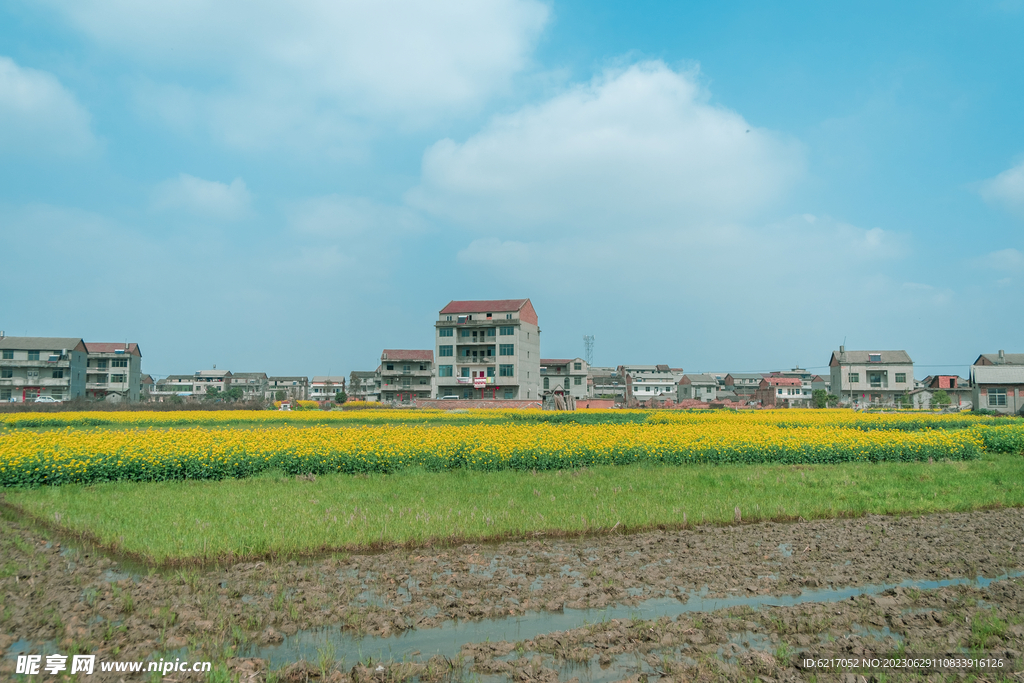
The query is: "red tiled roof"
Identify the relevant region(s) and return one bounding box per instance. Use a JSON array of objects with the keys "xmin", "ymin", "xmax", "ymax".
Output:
[
  {"xmin": 381, "ymin": 349, "xmax": 434, "ymax": 361},
  {"xmin": 762, "ymin": 377, "xmax": 802, "ymax": 386},
  {"xmin": 85, "ymin": 342, "xmax": 141, "ymax": 356},
  {"xmin": 440, "ymin": 299, "xmax": 529, "ymax": 315}
]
